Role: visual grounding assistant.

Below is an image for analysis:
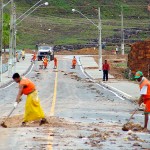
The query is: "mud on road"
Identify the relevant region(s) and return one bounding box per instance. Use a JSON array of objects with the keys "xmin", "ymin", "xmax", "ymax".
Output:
[{"xmin": 0, "ymin": 56, "xmax": 150, "ymax": 150}]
